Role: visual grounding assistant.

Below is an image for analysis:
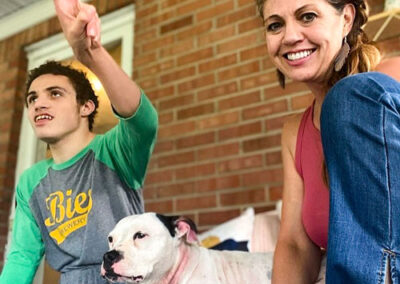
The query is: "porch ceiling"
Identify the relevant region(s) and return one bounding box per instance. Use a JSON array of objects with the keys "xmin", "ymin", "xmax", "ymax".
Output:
[{"xmin": 0, "ymin": 0, "xmax": 41, "ymax": 20}]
